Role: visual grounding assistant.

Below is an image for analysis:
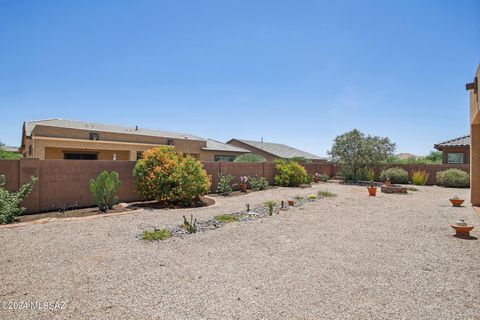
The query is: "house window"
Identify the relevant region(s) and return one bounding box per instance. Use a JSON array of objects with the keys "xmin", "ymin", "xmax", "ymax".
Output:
[
  {"xmin": 167, "ymin": 139, "xmax": 174, "ymax": 146},
  {"xmin": 447, "ymin": 153, "xmax": 464, "ymax": 164},
  {"xmin": 64, "ymin": 153, "xmax": 98, "ymax": 160},
  {"xmin": 214, "ymin": 155, "xmax": 235, "ymax": 162},
  {"xmin": 136, "ymin": 152, "xmax": 143, "ymax": 160},
  {"xmin": 89, "ymin": 132, "xmax": 100, "ymax": 141},
  {"xmin": 28, "ymin": 145, "xmax": 32, "ymax": 156}
]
